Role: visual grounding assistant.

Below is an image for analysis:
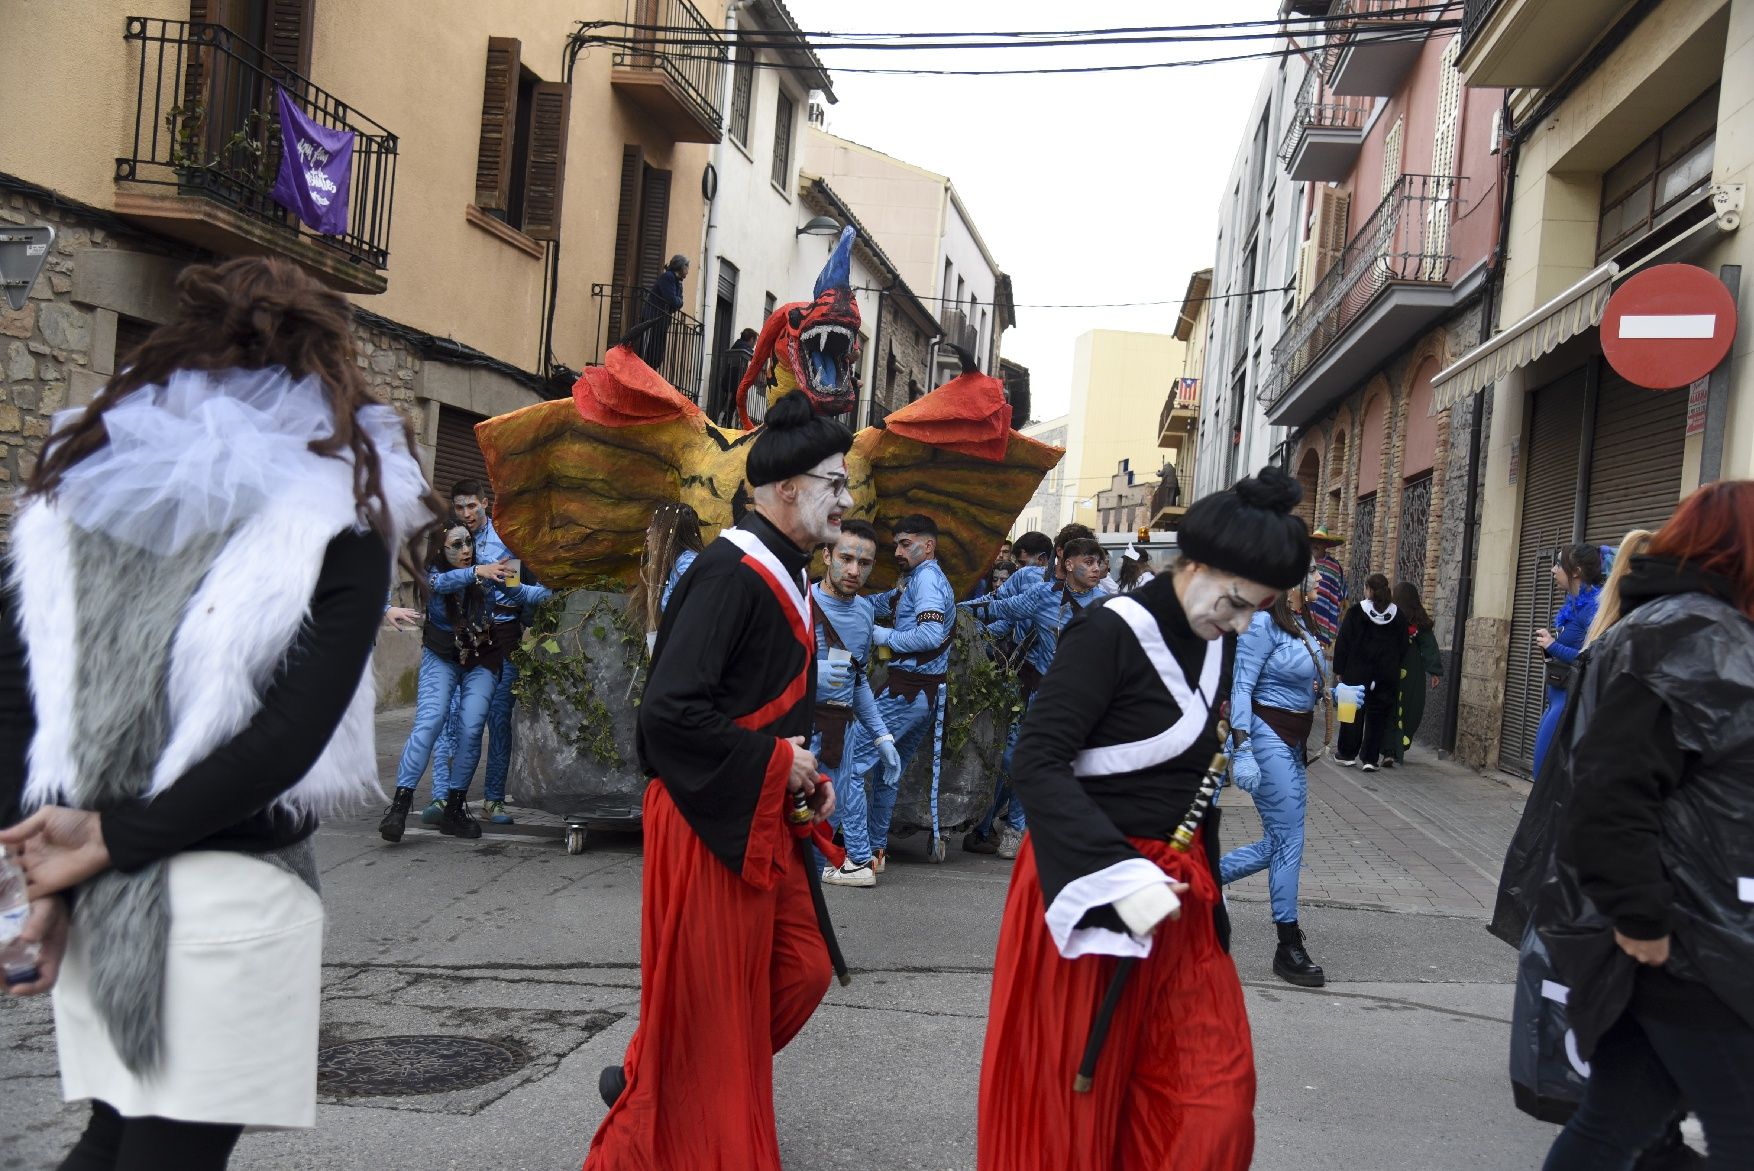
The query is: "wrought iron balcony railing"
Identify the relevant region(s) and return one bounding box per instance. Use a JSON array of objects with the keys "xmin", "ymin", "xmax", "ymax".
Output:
[
  {"xmin": 593, "ymin": 282, "xmax": 706, "ymax": 401},
  {"xmin": 1263, "ymin": 174, "xmax": 1461, "ymax": 410},
  {"xmin": 1149, "ymin": 462, "xmax": 1195, "ymax": 517},
  {"xmin": 613, "ymin": 0, "xmax": 728, "ymax": 139},
  {"xmin": 116, "ymin": 17, "xmax": 397, "ymax": 271},
  {"xmin": 1278, "ymin": 69, "xmax": 1373, "ymax": 168},
  {"xmin": 1157, "ymin": 377, "xmax": 1200, "ymax": 439},
  {"xmin": 939, "ymin": 306, "xmax": 979, "ymax": 356},
  {"xmin": 1459, "ymin": 0, "xmax": 1502, "ymax": 57}
]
